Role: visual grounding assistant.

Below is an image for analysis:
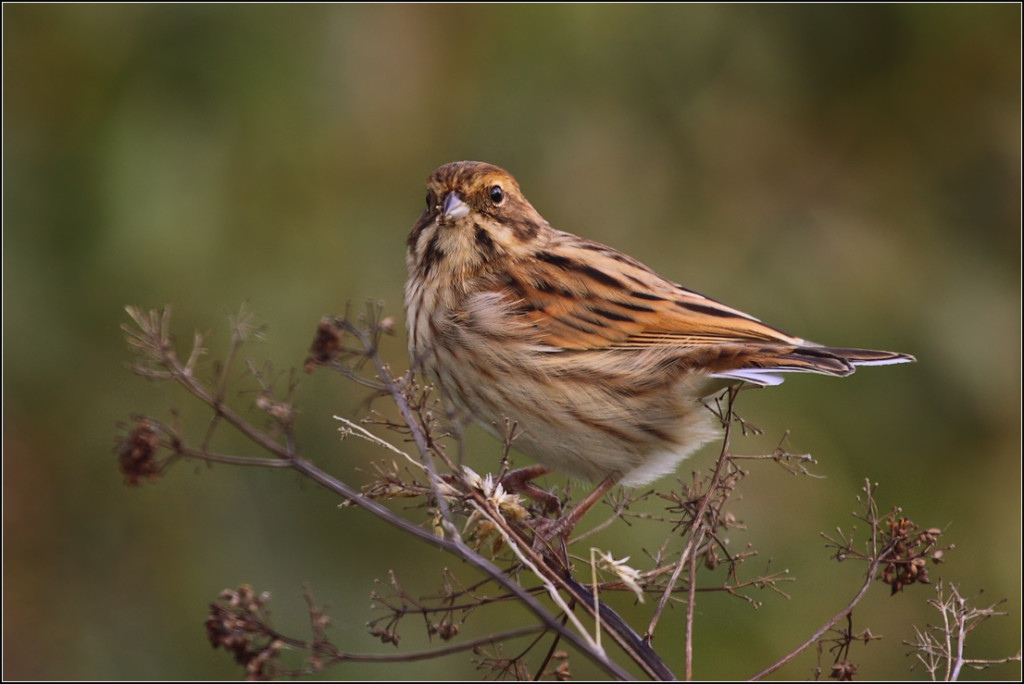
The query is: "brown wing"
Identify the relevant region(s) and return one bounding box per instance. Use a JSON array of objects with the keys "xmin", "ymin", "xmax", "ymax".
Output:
[
  {"xmin": 491, "ymin": 235, "xmax": 913, "ymax": 383},
  {"xmin": 499, "ymin": 236, "xmax": 799, "ymax": 346}
]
